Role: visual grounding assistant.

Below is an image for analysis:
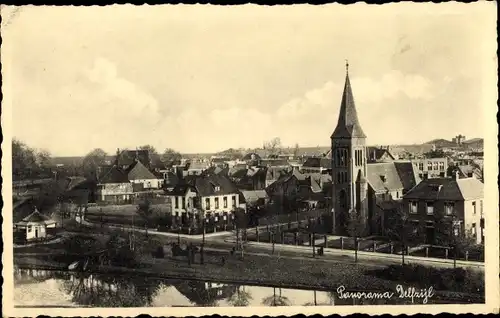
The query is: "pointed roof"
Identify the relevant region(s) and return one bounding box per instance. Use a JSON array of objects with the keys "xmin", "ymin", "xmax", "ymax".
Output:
[
  {"xmin": 126, "ymin": 160, "xmax": 158, "ymax": 180},
  {"xmin": 98, "ymin": 166, "xmax": 130, "ymax": 184},
  {"xmin": 331, "ymin": 62, "xmax": 366, "ymax": 139}
]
